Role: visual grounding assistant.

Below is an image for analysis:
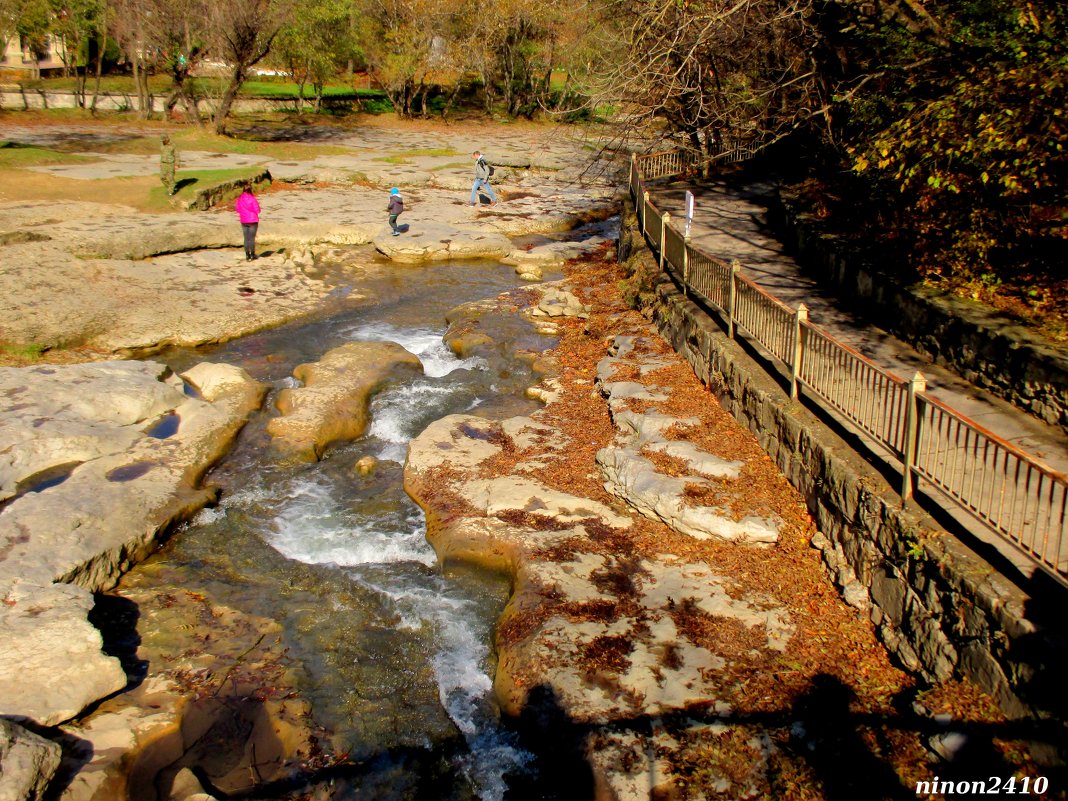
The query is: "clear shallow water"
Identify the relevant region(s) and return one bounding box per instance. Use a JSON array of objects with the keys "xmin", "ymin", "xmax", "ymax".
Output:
[{"xmin": 136, "ymin": 258, "xmax": 552, "ymax": 799}]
